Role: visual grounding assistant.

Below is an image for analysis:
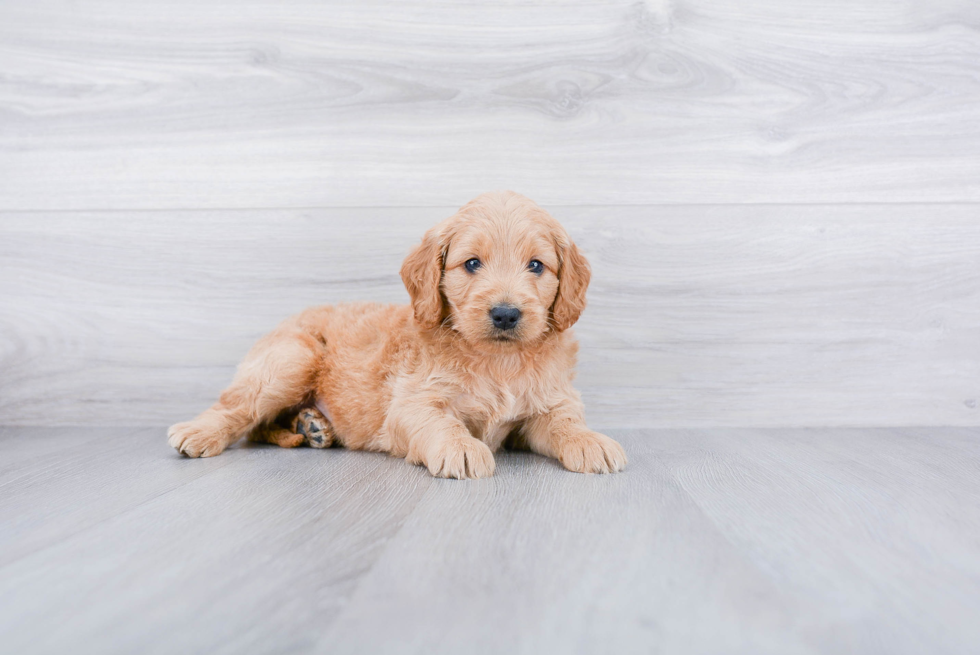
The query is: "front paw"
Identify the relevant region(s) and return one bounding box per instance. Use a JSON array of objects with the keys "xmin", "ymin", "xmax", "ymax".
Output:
[
  {"xmin": 415, "ymin": 437, "xmax": 496, "ymax": 479},
  {"xmin": 559, "ymin": 431, "xmax": 627, "ymax": 474},
  {"xmin": 167, "ymin": 421, "xmax": 227, "ymax": 458}
]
